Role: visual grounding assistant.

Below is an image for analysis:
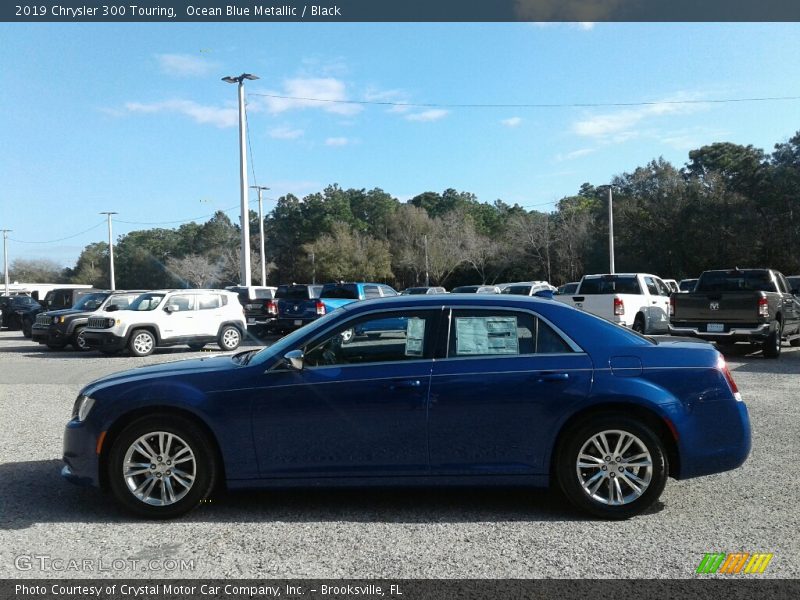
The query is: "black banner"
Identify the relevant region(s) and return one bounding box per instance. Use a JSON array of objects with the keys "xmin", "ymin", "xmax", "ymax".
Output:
[
  {"xmin": 4, "ymin": 580, "xmax": 800, "ymax": 600},
  {"xmin": 3, "ymin": 0, "xmax": 800, "ymax": 23}
]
